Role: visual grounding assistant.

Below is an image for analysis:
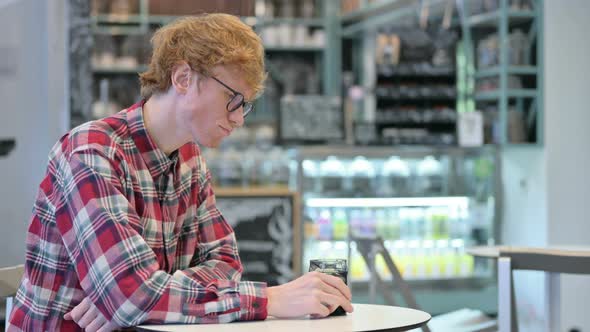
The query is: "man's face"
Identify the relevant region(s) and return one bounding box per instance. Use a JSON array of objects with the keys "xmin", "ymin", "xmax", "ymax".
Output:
[{"xmin": 178, "ymin": 65, "xmax": 254, "ymax": 148}]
